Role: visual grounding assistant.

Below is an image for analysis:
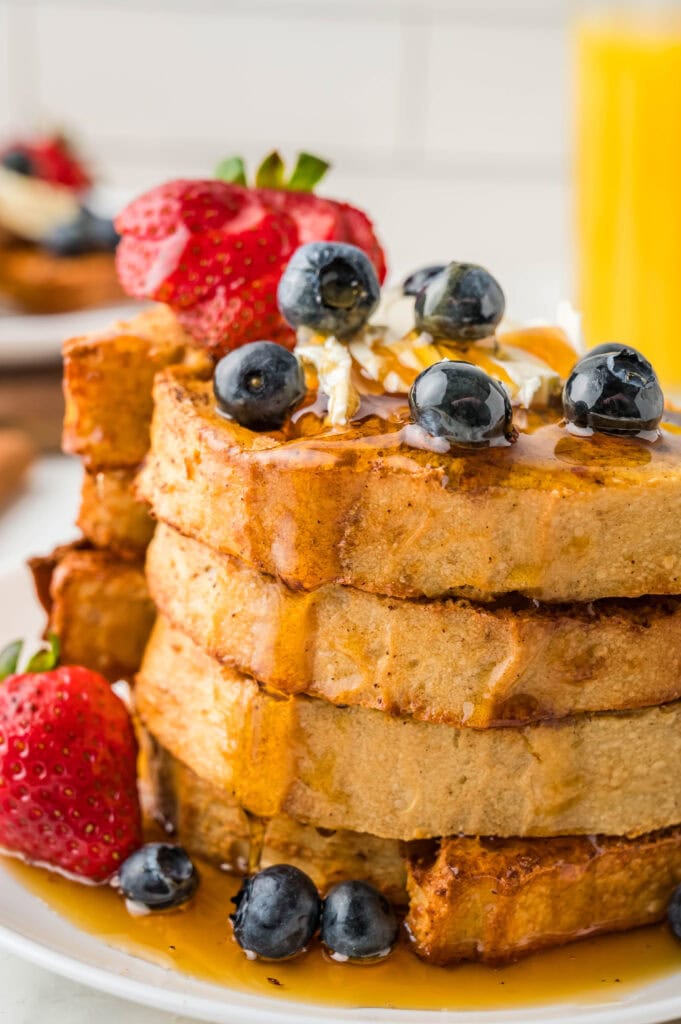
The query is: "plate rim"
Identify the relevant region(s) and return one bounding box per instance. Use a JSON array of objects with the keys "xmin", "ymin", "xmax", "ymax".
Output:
[{"xmin": 2, "ymin": 560, "xmax": 681, "ymax": 1024}]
